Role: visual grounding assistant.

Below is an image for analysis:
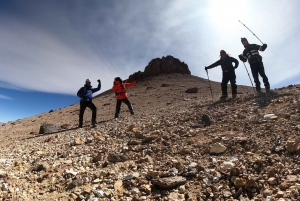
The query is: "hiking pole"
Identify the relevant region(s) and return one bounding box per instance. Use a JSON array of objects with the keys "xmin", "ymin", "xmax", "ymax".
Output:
[
  {"xmin": 242, "ymin": 62, "xmax": 256, "ymax": 93},
  {"xmin": 238, "ymin": 20, "xmax": 264, "ymax": 45},
  {"xmin": 205, "ymin": 69, "xmax": 214, "ymax": 100}
]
